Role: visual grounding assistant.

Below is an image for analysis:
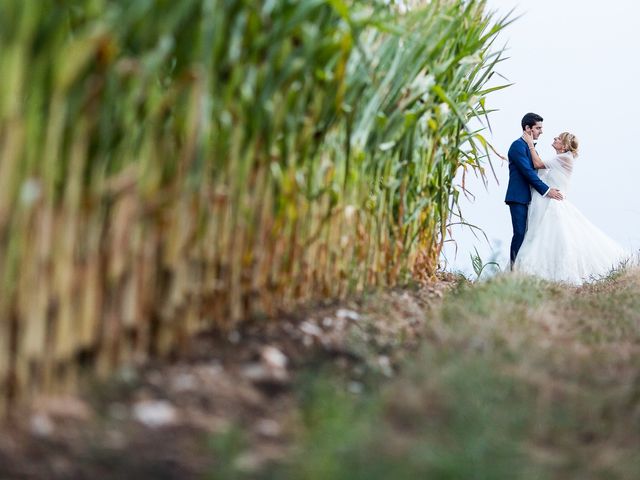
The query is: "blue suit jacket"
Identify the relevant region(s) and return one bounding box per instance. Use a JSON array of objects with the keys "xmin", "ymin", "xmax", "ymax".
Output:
[{"xmin": 504, "ymin": 137, "xmax": 549, "ymax": 204}]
